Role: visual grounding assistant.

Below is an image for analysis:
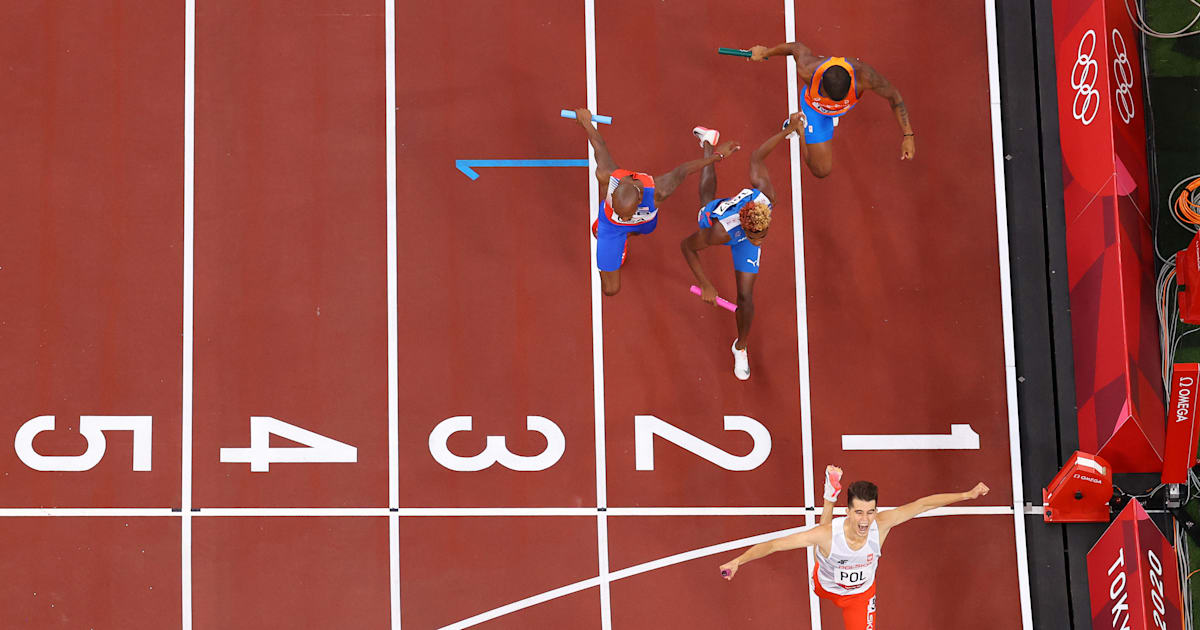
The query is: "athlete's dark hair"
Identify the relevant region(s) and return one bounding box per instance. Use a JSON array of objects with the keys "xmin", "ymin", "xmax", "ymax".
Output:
[
  {"xmin": 820, "ymin": 65, "xmax": 852, "ymax": 101},
  {"xmin": 847, "ymin": 480, "xmax": 878, "ymax": 507}
]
